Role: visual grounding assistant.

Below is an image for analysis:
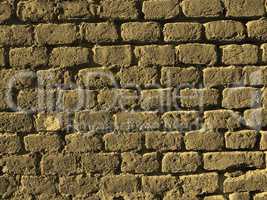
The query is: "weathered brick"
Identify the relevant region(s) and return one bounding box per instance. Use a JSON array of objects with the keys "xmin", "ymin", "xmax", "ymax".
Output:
[
  {"xmin": 162, "ymin": 152, "xmax": 201, "ymax": 173},
  {"xmin": 247, "ymin": 19, "xmax": 267, "ymax": 41},
  {"xmin": 36, "ymin": 23, "xmax": 78, "ymax": 45},
  {"xmin": 24, "ymin": 134, "xmax": 62, "ymax": 152},
  {"xmin": 9, "ymin": 47, "xmax": 47, "ymax": 68},
  {"xmin": 140, "ymin": 88, "xmax": 173, "ymax": 110},
  {"xmin": 122, "ymin": 22, "xmax": 161, "ymax": 42},
  {"xmin": 224, "ymin": 0, "xmax": 265, "ymax": 17},
  {"xmin": 17, "ymin": 0, "xmax": 57, "ymax": 22},
  {"xmin": 59, "ymin": 175, "xmax": 99, "ymax": 196},
  {"xmin": 184, "ymin": 130, "xmax": 224, "ymax": 151},
  {"xmin": 103, "ymin": 132, "xmax": 142, "ymax": 152},
  {"xmin": 204, "ymin": 20, "xmax": 246, "ymax": 41},
  {"xmin": 254, "ymin": 192, "xmax": 267, "ymax": 200},
  {"xmin": 0, "ymin": 1, "xmax": 12, "ymax": 23},
  {"xmin": 181, "ymin": 0, "xmax": 223, "ymax": 17},
  {"xmin": 229, "ymin": 192, "xmax": 250, "ymax": 200},
  {"xmin": 226, "ymin": 130, "xmax": 258, "ymax": 150},
  {"xmin": 204, "ymin": 196, "xmax": 226, "ymax": 200},
  {"xmin": 74, "ymin": 111, "xmax": 113, "ymax": 132},
  {"xmin": 176, "ymin": 44, "xmax": 217, "ymax": 65},
  {"xmin": 100, "ymin": 0, "xmax": 139, "ymax": 19},
  {"xmin": 119, "ymin": 66, "xmax": 159, "ymax": 88},
  {"xmin": 180, "ymin": 173, "xmax": 219, "ymax": 195},
  {"xmin": 224, "ymin": 170, "xmax": 267, "ymax": 193},
  {"xmin": 260, "ymin": 131, "xmax": 267, "ymax": 150},
  {"xmin": 161, "ymin": 67, "xmax": 200, "ymax": 87},
  {"xmin": 221, "ymin": 44, "xmax": 259, "ymax": 65},
  {"xmin": 50, "ymin": 47, "xmax": 90, "ymax": 67},
  {"xmin": 135, "ymin": 45, "xmax": 176, "ymax": 67},
  {"xmin": 244, "ymin": 108, "xmax": 267, "ymax": 129},
  {"xmin": 0, "ymin": 48, "xmax": 5, "ymax": 67},
  {"xmin": 0, "ymin": 112, "xmax": 33, "ymax": 133},
  {"xmin": 204, "ymin": 66, "xmax": 242, "ymax": 87},
  {"xmin": 41, "ymin": 153, "xmax": 79, "ymax": 175},
  {"xmin": 164, "ymin": 23, "xmax": 202, "ymax": 42},
  {"xmin": 164, "ymin": 191, "xmax": 200, "ymax": 200},
  {"xmin": 0, "ymin": 175, "xmax": 17, "ymax": 199},
  {"xmin": 180, "ymin": 88, "xmax": 219, "ymax": 108},
  {"xmin": 17, "ymin": 89, "xmax": 38, "ymax": 111},
  {"xmin": 145, "ymin": 131, "xmax": 183, "ymax": 151},
  {"xmin": 243, "ymin": 66, "xmax": 267, "ymax": 86},
  {"xmin": 121, "ymin": 152, "xmax": 160, "ymax": 174},
  {"xmin": 114, "ymin": 112, "xmax": 160, "ymax": 131},
  {"xmin": 81, "ymin": 22, "xmax": 118, "ymax": 43},
  {"xmin": 262, "ymin": 44, "xmax": 267, "ymax": 63},
  {"xmin": 204, "ymin": 152, "xmax": 264, "ymax": 171},
  {"xmin": 162, "ymin": 111, "xmax": 200, "ymax": 130},
  {"xmin": 142, "ymin": 176, "xmax": 178, "ymax": 194},
  {"xmin": 142, "ymin": 0, "xmax": 180, "ymax": 20},
  {"xmin": 2, "ymin": 154, "xmax": 37, "ymax": 175},
  {"xmin": 101, "ymin": 175, "xmax": 138, "ymax": 193},
  {"xmin": 93, "ymin": 45, "xmax": 132, "ymax": 67},
  {"xmin": 124, "ymin": 193, "xmax": 157, "ymax": 200},
  {"xmin": 65, "ymin": 133, "xmax": 102, "ymax": 153},
  {"xmin": 0, "ymin": 25, "xmax": 33, "ymax": 47},
  {"xmin": 204, "ymin": 110, "xmax": 241, "ymax": 130},
  {"xmin": 222, "ymin": 87, "xmax": 261, "ymax": 109},
  {"xmin": 0, "ymin": 134, "xmax": 21, "ymax": 155}
]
